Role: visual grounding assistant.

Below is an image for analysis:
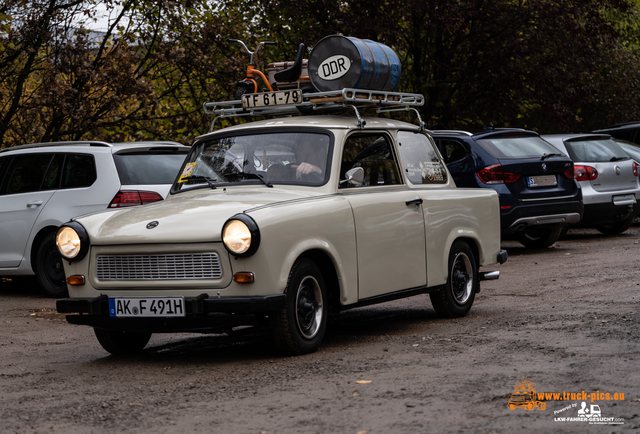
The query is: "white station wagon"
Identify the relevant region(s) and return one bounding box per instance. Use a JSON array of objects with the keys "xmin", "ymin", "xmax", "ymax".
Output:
[{"xmin": 56, "ymin": 89, "xmax": 507, "ymax": 355}]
